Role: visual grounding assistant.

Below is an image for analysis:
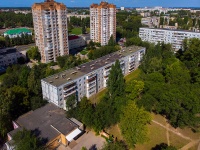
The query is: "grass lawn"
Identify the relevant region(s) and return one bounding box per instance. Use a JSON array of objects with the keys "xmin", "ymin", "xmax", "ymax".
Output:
[
  {"xmin": 125, "ymin": 69, "xmax": 141, "ymax": 82},
  {"xmin": 169, "ymin": 132, "xmax": 189, "ymax": 149},
  {"xmin": 80, "ymin": 49, "xmax": 88, "ymax": 55},
  {"xmin": 71, "ymin": 28, "xmax": 82, "ymax": 35},
  {"xmin": 89, "ymin": 89, "xmax": 107, "ymax": 104},
  {"xmin": 86, "ymin": 28, "xmax": 90, "ymax": 33}
]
